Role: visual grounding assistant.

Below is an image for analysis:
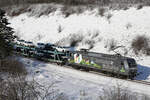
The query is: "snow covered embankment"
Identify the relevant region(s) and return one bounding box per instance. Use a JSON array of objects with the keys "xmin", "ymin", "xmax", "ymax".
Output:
[{"xmin": 21, "ymin": 57, "xmax": 150, "ymax": 99}]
